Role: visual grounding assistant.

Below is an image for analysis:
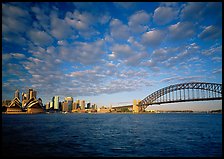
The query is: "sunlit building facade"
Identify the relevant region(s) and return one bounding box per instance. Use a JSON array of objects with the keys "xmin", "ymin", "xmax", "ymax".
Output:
[
  {"xmin": 64, "ymin": 97, "xmax": 73, "ymax": 112},
  {"xmin": 53, "ymin": 96, "xmax": 59, "ymax": 110}
]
